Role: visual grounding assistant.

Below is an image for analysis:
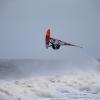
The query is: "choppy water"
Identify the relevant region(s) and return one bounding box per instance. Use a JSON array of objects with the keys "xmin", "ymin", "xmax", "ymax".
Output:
[{"xmin": 0, "ymin": 59, "xmax": 100, "ymax": 100}]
